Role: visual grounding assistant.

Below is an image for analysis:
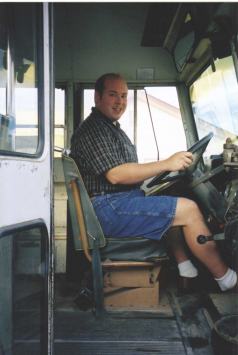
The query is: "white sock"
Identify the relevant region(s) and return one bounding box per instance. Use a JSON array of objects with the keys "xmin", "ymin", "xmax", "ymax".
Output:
[
  {"xmin": 215, "ymin": 268, "xmax": 237, "ymax": 291},
  {"xmin": 178, "ymin": 260, "xmax": 198, "ymax": 278}
]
